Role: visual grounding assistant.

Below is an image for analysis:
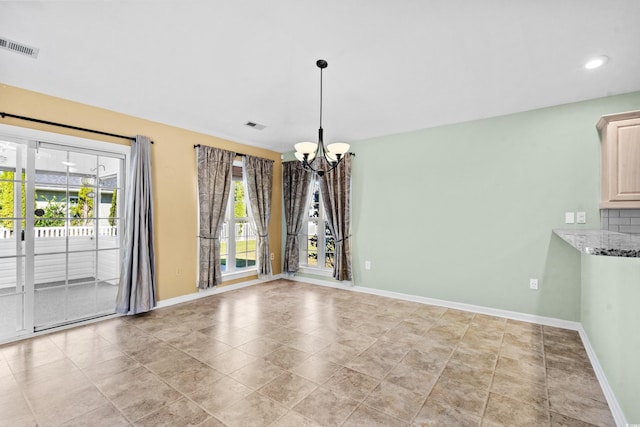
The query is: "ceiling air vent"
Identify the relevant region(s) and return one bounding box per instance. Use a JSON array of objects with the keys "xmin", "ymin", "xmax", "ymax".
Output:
[
  {"xmin": 245, "ymin": 121, "xmax": 266, "ymax": 130},
  {"xmin": 0, "ymin": 37, "xmax": 40, "ymax": 59}
]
